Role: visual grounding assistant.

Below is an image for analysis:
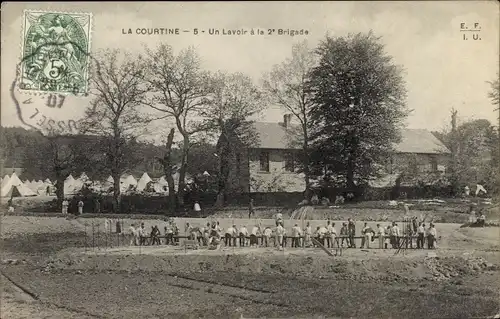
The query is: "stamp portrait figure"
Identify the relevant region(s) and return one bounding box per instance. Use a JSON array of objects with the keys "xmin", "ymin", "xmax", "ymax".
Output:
[{"xmin": 21, "ymin": 11, "xmax": 92, "ymax": 94}]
